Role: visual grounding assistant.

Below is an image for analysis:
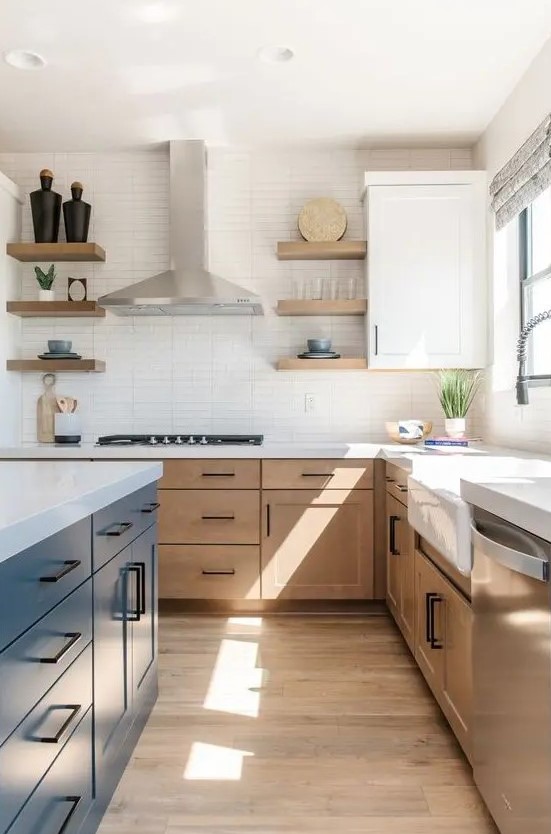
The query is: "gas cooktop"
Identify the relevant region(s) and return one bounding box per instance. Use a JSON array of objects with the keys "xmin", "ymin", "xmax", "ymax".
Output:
[{"xmin": 96, "ymin": 434, "xmax": 264, "ymax": 447}]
